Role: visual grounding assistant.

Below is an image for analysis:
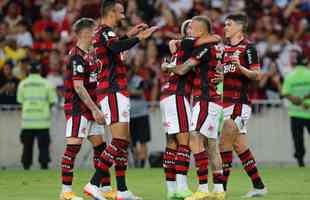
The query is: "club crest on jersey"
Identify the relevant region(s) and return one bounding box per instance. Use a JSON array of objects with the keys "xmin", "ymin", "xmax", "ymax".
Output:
[
  {"xmin": 233, "ymin": 50, "xmax": 241, "ymax": 57},
  {"xmin": 122, "ymin": 111, "xmax": 129, "ymax": 118},
  {"xmin": 164, "ymin": 121, "xmax": 171, "ymax": 128}
]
